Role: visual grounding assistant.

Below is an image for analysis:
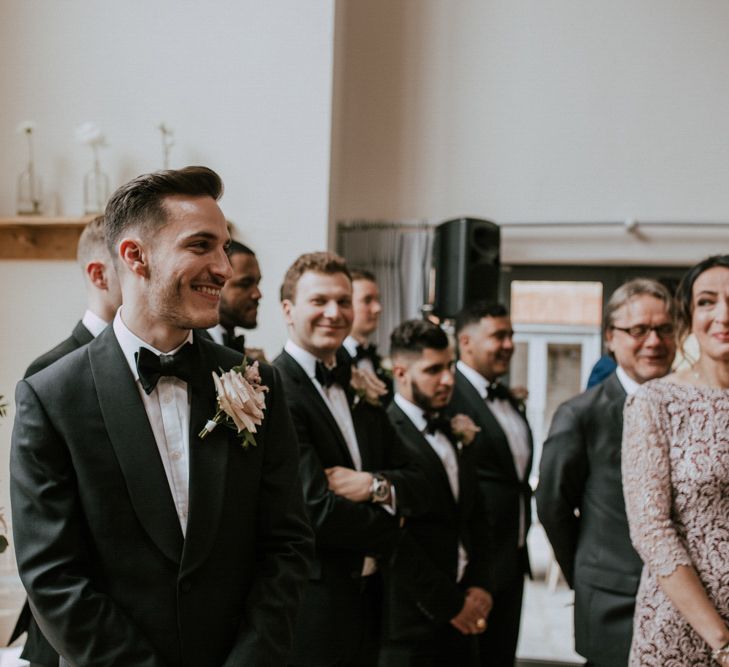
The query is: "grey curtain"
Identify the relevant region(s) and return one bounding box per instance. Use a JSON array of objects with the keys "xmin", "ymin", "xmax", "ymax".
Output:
[{"xmin": 337, "ymin": 221, "xmax": 434, "ymax": 353}]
